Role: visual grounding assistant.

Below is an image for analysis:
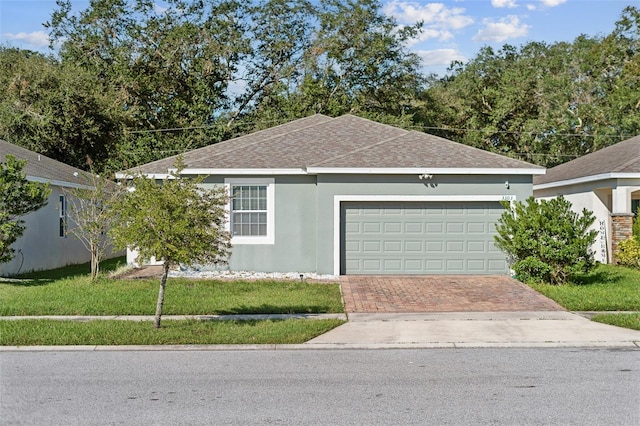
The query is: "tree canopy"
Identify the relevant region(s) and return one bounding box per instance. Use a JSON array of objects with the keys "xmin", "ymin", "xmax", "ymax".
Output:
[
  {"xmin": 0, "ymin": 2, "xmax": 636, "ymax": 171},
  {"xmin": 0, "ymin": 155, "xmax": 50, "ymax": 266},
  {"xmin": 110, "ymin": 161, "xmax": 230, "ymax": 328}
]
